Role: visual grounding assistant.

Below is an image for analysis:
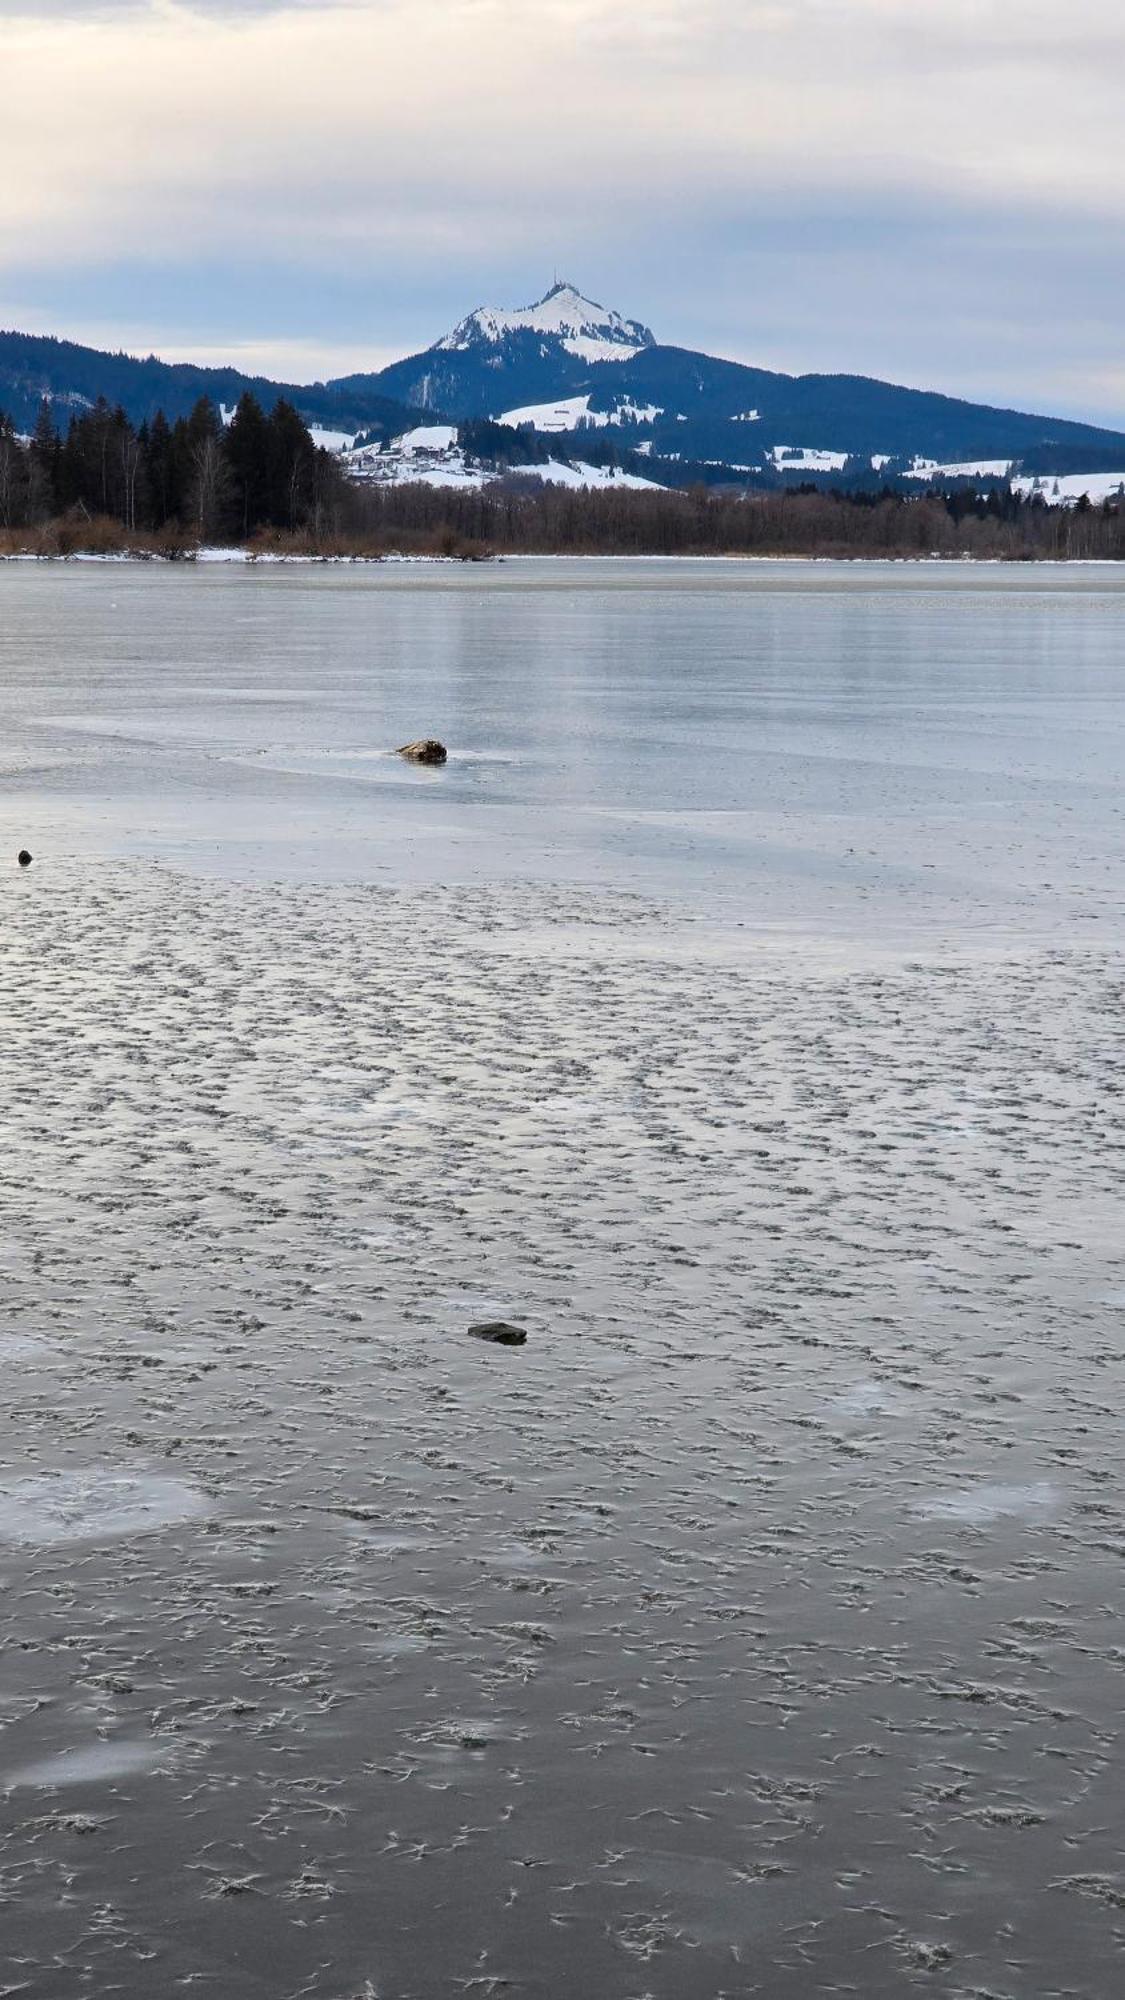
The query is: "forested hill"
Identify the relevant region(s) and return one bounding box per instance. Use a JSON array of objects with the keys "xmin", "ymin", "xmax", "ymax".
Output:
[
  {"xmin": 0, "ymin": 329, "xmax": 420, "ymax": 440},
  {"xmin": 344, "ymin": 337, "xmax": 1125, "ymax": 477},
  {"xmin": 6, "ymin": 288, "xmax": 1125, "ymax": 489},
  {"xmin": 331, "ymin": 283, "xmax": 1125, "ymax": 476}
]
